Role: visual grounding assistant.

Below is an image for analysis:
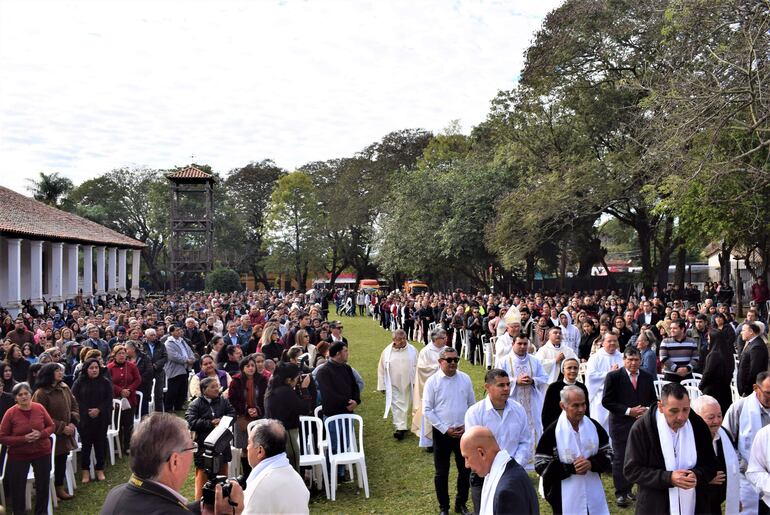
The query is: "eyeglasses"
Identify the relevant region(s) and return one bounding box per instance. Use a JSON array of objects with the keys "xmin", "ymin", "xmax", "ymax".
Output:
[
  {"xmin": 167, "ymin": 442, "xmax": 197, "ymax": 461},
  {"xmin": 441, "ymin": 358, "xmax": 460, "ymax": 364}
]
